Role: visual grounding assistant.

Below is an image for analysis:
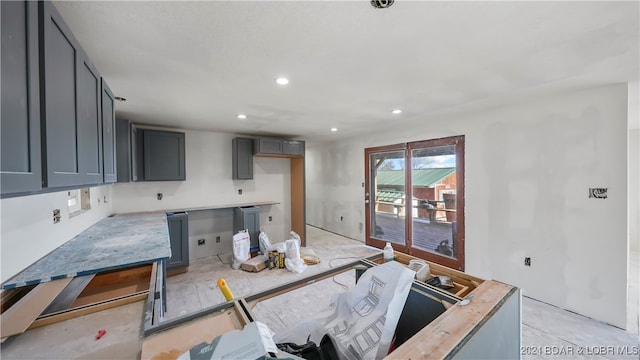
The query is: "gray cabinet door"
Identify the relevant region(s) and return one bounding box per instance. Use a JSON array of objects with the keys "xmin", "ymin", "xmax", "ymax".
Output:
[
  {"xmin": 101, "ymin": 79, "xmax": 116, "ymax": 183},
  {"xmin": 232, "ymin": 137, "xmax": 253, "ymax": 180},
  {"xmin": 77, "ymin": 55, "xmax": 103, "ymax": 185},
  {"xmin": 233, "ymin": 207, "xmax": 260, "ymax": 251},
  {"xmin": 41, "ymin": 1, "xmax": 102, "ymax": 187},
  {"xmin": 143, "ymin": 130, "xmax": 185, "ymax": 181},
  {"xmin": 1, "ymin": 1, "xmax": 42, "ymax": 195},
  {"xmin": 115, "ymin": 119, "xmax": 132, "ymax": 182},
  {"xmin": 283, "ymin": 140, "xmax": 305, "ymax": 156},
  {"xmin": 166, "ymin": 212, "xmax": 189, "ymax": 270},
  {"xmin": 254, "ymin": 138, "xmax": 283, "ymax": 155}
]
